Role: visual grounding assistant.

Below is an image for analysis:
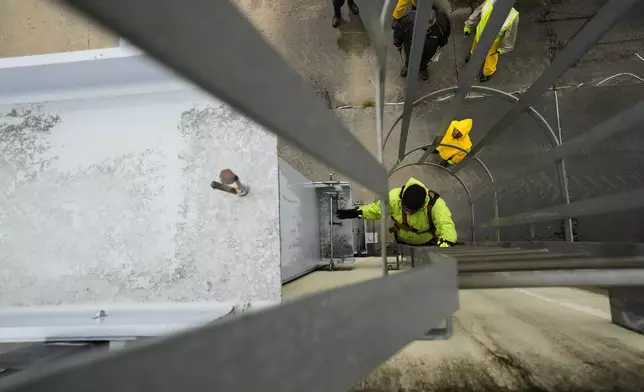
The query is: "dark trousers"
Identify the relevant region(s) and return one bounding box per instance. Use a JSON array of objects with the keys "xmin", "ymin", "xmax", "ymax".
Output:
[
  {"xmin": 403, "ymin": 37, "xmax": 439, "ymax": 71},
  {"xmin": 333, "ymin": 0, "xmax": 355, "ymax": 16}
]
